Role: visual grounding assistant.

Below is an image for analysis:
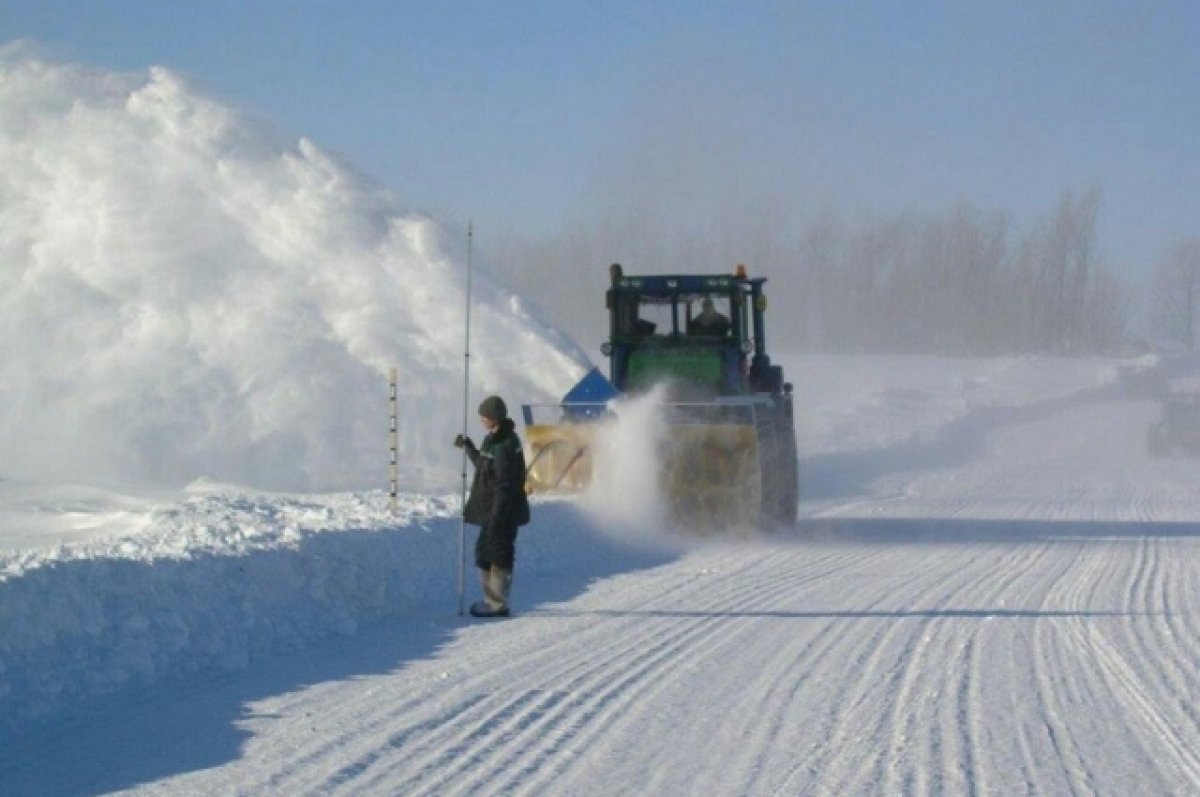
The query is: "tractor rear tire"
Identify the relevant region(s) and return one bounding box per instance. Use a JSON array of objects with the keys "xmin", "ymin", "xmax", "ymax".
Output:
[{"xmin": 756, "ymin": 409, "xmax": 799, "ymax": 529}]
